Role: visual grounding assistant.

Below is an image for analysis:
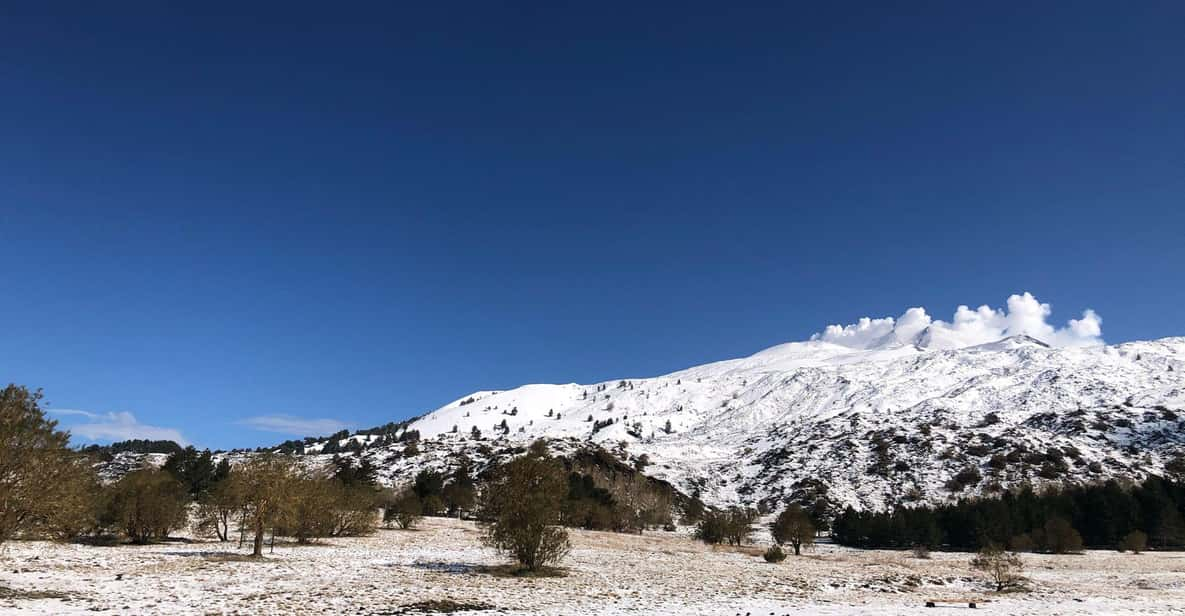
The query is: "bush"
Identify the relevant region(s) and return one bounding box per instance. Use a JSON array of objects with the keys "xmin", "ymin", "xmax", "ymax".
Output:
[
  {"xmin": 327, "ymin": 483, "xmax": 379, "ymax": 537},
  {"xmin": 1119, "ymin": 530, "xmax": 1148, "ymax": 554},
  {"xmin": 694, "ymin": 511, "xmax": 727, "ymax": 544},
  {"xmin": 1042, "ymin": 517, "xmax": 1084, "ymax": 554},
  {"xmin": 1009, "ymin": 533, "xmax": 1036, "ymax": 552},
  {"xmin": 278, "ymin": 476, "xmax": 336, "ymax": 543},
  {"xmin": 421, "ymin": 494, "xmax": 445, "ymax": 517},
  {"xmin": 763, "ymin": 545, "xmax": 786, "ymax": 563},
  {"xmin": 695, "ymin": 508, "xmax": 755, "ymax": 546},
  {"xmin": 384, "ymin": 491, "xmax": 423, "ymax": 530},
  {"xmin": 105, "ymin": 469, "xmax": 190, "ymax": 544},
  {"xmin": 970, "ymin": 545, "xmax": 1024, "ymax": 592},
  {"xmin": 480, "ymin": 450, "xmax": 570, "ymax": 571},
  {"xmin": 954, "ymin": 467, "xmax": 982, "ymax": 486},
  {"xmin": 0, "ymin": 385, "xmax": 101, "ymax": 544},
  {"xmin": 911, "ymin": 544, "xmax": 931, "ymax": 559},
  {"xmin": 193, "ymin": 480, "xmax": 238, "ymax": 542}
]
